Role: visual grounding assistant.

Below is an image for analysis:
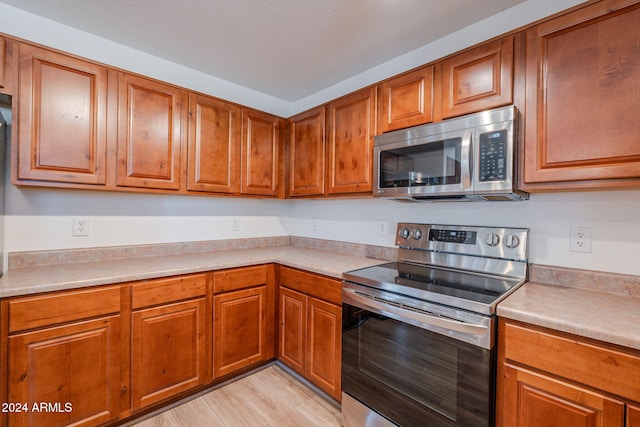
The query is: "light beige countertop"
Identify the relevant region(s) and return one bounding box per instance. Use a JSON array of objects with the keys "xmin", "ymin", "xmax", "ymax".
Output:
[
  {"xmin": 0, "ymin": 246, "xmax": 386, "ymax": 299},
  {"xmin": 498, "ymin": 280, "xmax": 640, "ymax": 352}
]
